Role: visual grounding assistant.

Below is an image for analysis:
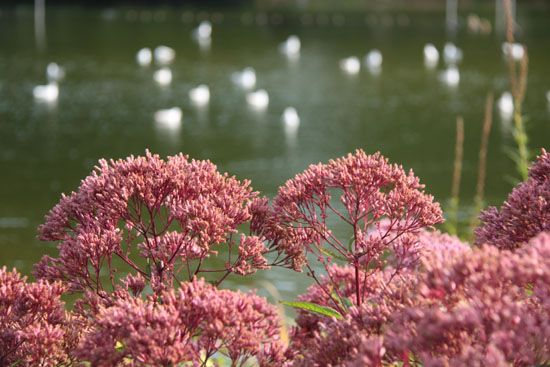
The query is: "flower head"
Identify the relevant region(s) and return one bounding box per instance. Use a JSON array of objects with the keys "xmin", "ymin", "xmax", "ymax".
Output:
[
  {"xmin": 475, "ymin": 149, "xmax": 550, "ymax": 250},
  {"xmin": 36, "ymin": 151, "xmax": 267, "ymax": 294},
  {"xmin": 254, "ymin": 149, "xmax": 443, "ymax": 272},
  {"xmin": 385, "ymin": 232, "xmax": 550, "ymax": 366},
  {"xmin": 0, "ymin": 267, "xmax": 72, "ymax": 366},
  {"xmin": 77, "ymin": 278, "xmax": 286, "ymax": 366},
  {"xmin": 289, "ymin": 232, "xmax": 550, "ymax": 366}
]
